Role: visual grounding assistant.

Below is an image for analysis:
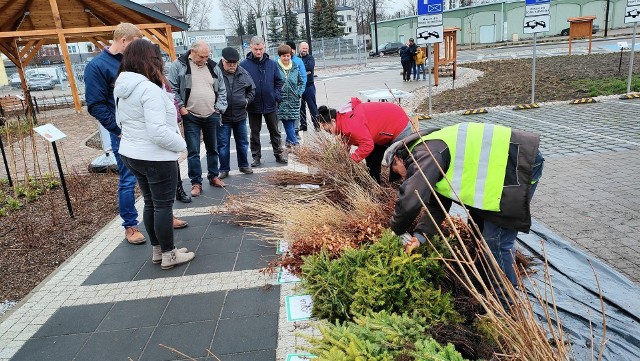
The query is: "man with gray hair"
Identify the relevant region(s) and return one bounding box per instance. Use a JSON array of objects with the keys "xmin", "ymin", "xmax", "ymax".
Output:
[
  {"xmin": 240, "ymin": 36, "xmax": 286, "ymax": 166},
  {"xmin": 168, "ymin": 40, "xmax": 228, "ymax": 196}
]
